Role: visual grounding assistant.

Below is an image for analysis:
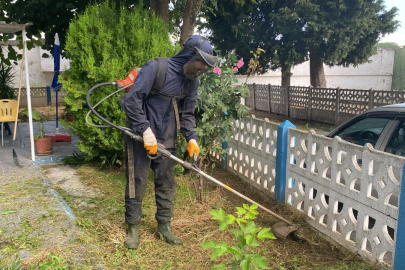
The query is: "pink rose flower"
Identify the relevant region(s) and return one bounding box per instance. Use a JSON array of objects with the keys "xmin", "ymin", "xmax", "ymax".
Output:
[
  {"xmin": 236, "ymin": 58, "xmax": 244, "ymax": 68},
  {"xmin": 233, "ymin": 67, "xmax": 238, "ymax": 72},
  {"xmin": 213, "ymin": 66, "xmax": 221, "ymax": 75}
]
